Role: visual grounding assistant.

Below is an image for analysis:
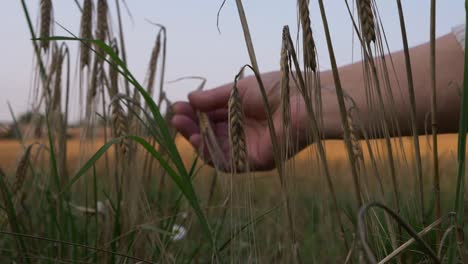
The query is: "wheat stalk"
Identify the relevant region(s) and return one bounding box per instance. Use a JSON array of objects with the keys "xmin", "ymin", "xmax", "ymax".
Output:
[
  {"xmin": 280, "ymin": 30, "xmax": 291, "ymax": 126},
  {"xmin": 80, "ymin": 0, "xmax": 93, "ymax": 69},
  {"xmin": 430, "ymin": 0, "xmax": 441, "ymax": 247},
  {"xmin": 85, "ymin": 0, "xmax": 108, "ymax": 122},
  {"xmin": 108, "ymin": 43, "xmax": 129, "ymax": 154},
  {"xmin": 395, "ymin": 0, "xmax": 425, "ymax": 226},
  {"xmin": 87, "ymin": 59, "xmax": 99, "ymax": 115},
  {"xmin": 357, "ymin": 0, "xmax": 376, "ymax": 44},
  {"xmin": 280, "ymin": 28, "xmax": 292, "ymax": 162},
  {"xmin": 234, "ymin": 1, "xmax": 303, "ymax": 254},
  {"xmin": 114, "ymin": 0, "xmax": 130, "ymax": 96},
  {"xmin": 228, "ymin": 82, "xmax": 248, "ymax": 172},
  {"xmin": 317, "ymin": 0, "xmax": 363, "ymax": 207},
  {"xmin": 40, "ymin": 0, "xmax": 52, "ymax": 52},
  {"xmin": 44, "ymin": 43, "xmax": 60, "ymax": 98},
  {"xmin": 298, "ymin": 0, "xmax": 317, "ymax": 71},
  {"xmin": 284, "ymin": 25, "xmax": 349, "ymax": 254},
  {"xmin": 343, "ymin": 1, "xmax": 403, "ymax": 246}
]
